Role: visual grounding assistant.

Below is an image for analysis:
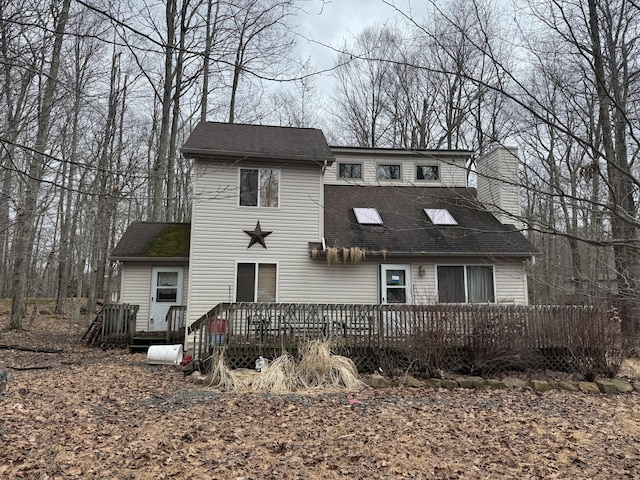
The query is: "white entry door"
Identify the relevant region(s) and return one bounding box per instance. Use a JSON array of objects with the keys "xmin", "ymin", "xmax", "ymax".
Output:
[
  {"xmin": 380, "ymin": 264, "xmax": 412, "ymax": 304},
  {"xmin": 150, "ymin": 267, "xmax": 184, "ymax": 331}
]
